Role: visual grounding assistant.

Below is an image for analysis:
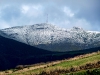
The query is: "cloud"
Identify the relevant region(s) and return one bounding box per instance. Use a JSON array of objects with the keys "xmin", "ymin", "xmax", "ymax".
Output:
[
  {"xmin": 0, "ymin": 20, "xmax": 10, "ymax": 29},
  {"xmin": 21, "ymin": 5, "xmax": 29, "ymax": 14},
  {"xmin": 63, "ymin": 7, "xmax": 74, "ymax": 17},
  {"xmin": 0, "ymin": 5, "xmax": 21, "ymax": 22},
  {"xmin": 53, "ymin": 18, "xmax": 92, "ymax": 31},
  {"xmin": 21, "ymin": 4, "xmax": 43, "ymax": 17},
  {"xmin": 0, "ymin": 0, "xmax": 100, "ymax": 31}
]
